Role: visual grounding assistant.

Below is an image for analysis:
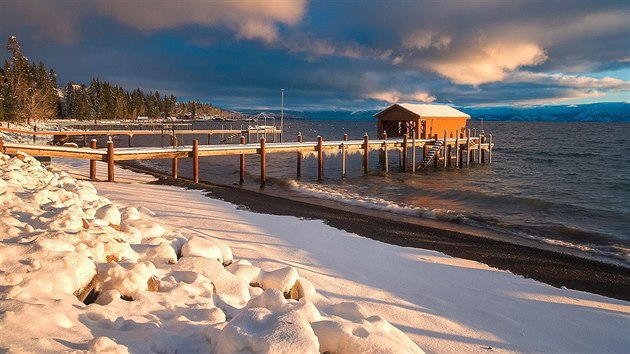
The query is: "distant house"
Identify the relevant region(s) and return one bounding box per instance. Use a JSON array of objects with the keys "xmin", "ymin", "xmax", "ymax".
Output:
[
  {"xmin": 137, "ymin": 116, "xmax": 149, "ymax": 120},
  {"xmin": 374, "ymin": 103, "xmax": 470, "ymax": 139}
]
